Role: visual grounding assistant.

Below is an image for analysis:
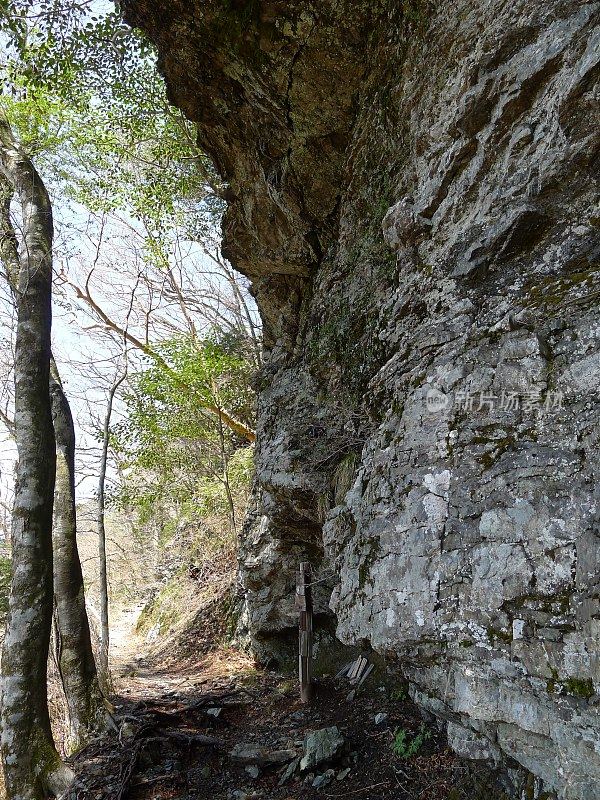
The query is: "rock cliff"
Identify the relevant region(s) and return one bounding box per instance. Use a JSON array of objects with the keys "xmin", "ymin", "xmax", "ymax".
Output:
[{"xmin": 122, "ymin": 1, "xmax": 600, "ymax": 797}]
